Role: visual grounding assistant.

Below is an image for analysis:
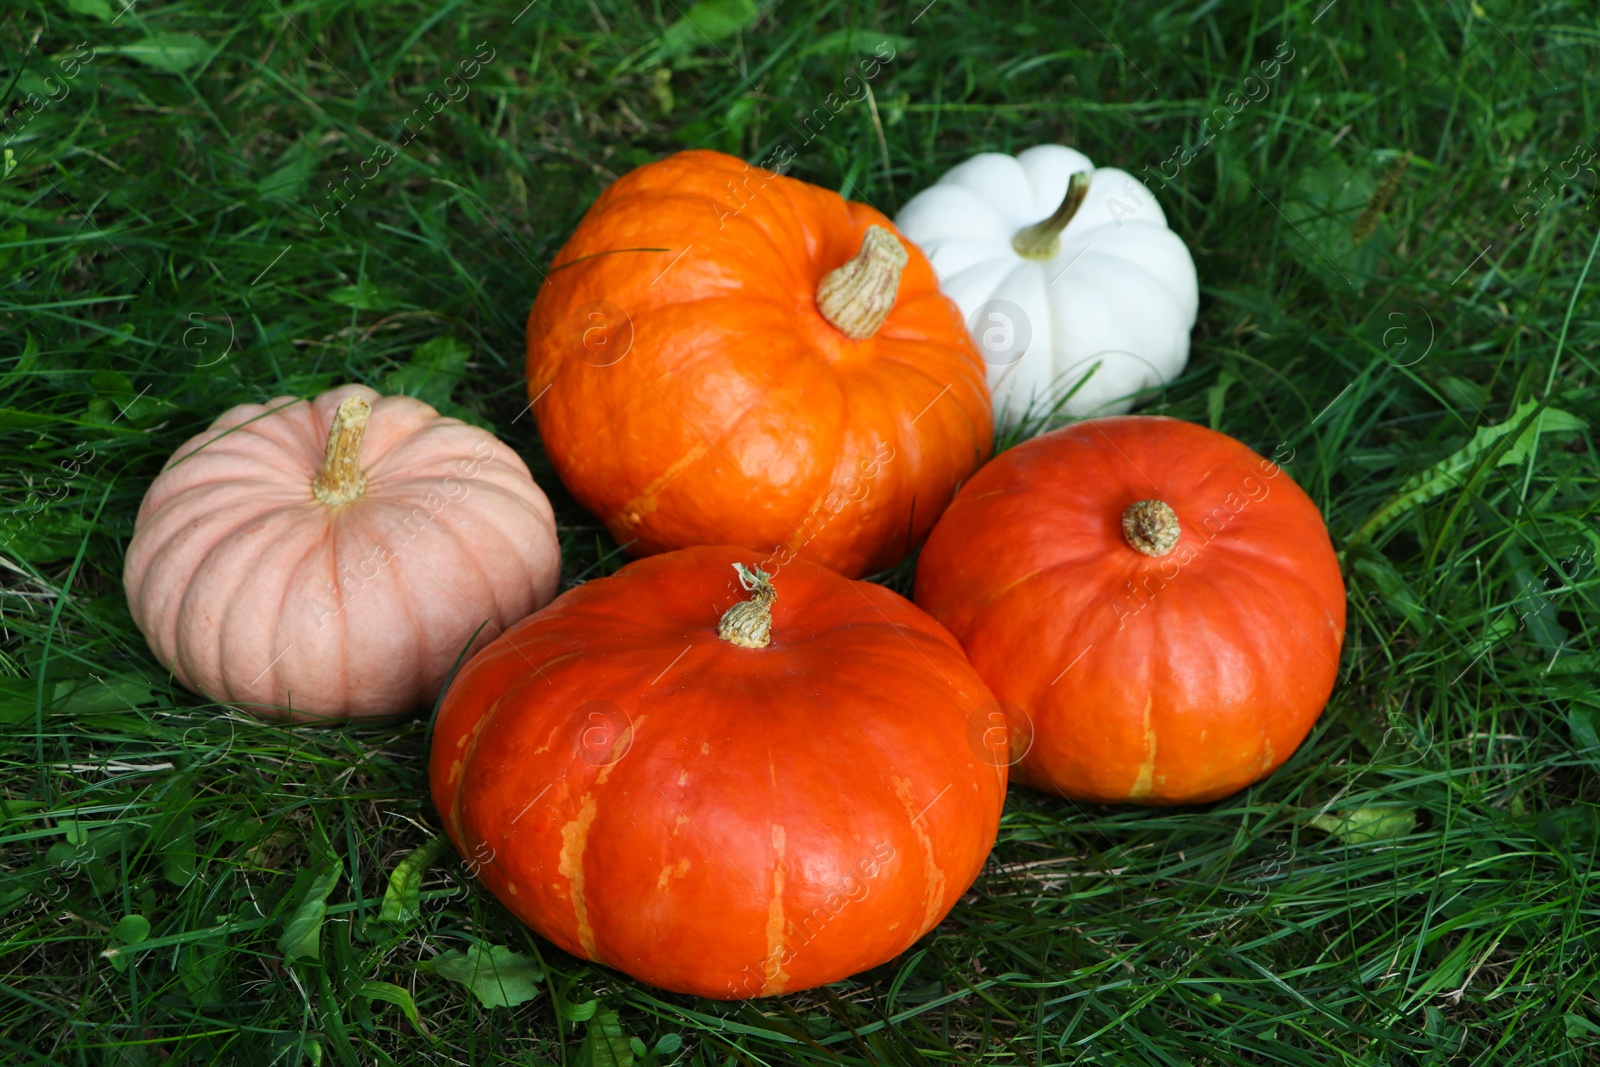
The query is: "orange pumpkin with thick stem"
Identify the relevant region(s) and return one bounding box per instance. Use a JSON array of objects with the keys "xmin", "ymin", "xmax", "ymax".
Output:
[
  {"xmin": 430, "ymin": 545, "xmax": 1006, "ymax": 998},
  {"xmin": 525, "ymin": 149, "xmax": 992, "ymax": 579},
  {"xmin": 914, "ymin": 416, "xmax": 1346, "ymax": 805}
]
